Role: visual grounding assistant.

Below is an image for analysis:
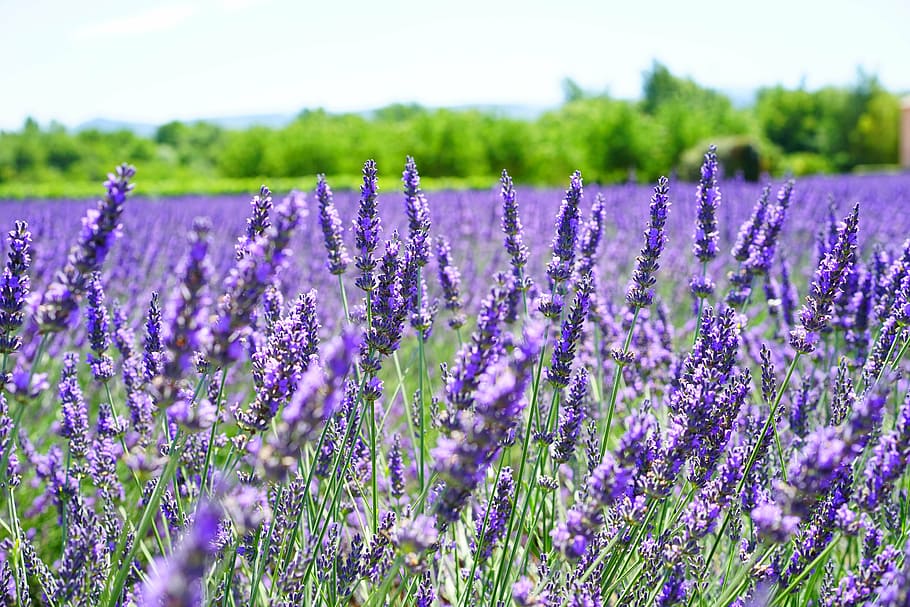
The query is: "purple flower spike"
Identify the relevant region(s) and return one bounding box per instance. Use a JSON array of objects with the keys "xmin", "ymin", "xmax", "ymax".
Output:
[
  {"xmin": 316, "ymin": 174, "xmax": 350, "ymax": 276},
  {"xmin": 693, "ymin": 144, "xmax": 721, "ymax": 263},
  {"xmin": 0, "ymin": 221, "xmax": 31, "ymax": 354}
]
